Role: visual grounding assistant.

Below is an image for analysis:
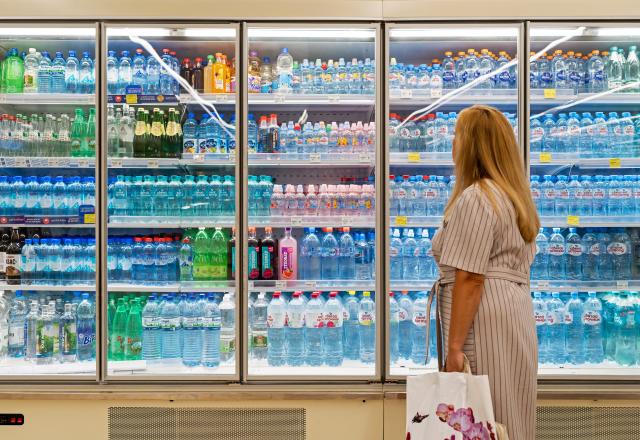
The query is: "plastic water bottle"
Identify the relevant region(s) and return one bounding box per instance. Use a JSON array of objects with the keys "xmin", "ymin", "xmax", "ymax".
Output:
[
  {"xmin": 146, "ymin": 54, "xmax": 160, "ymax": 95},
  {"xmin": 79, "ymin": 52, "xmax": 94, "ymax": 94},
  {"xmin": 390, "ymin": 228, "xmax": 403, "ymax": 280},
  {"xmin": 276, "ymin": 48, "xmax": 293, "ymax": 93},
  {"xmin": 324, "ymin": 292, "xmax": 344, "ymax": 366},
  {"xmin": 547, "ymin": 292, "xmax": 566, "ymax": 364},
  {"xmin": 76, "ymin": 293, "xmax": 95, "ymax": 361},
  {"xmin": 60, "ymin": 302, "xmax": 77, "ymax": 363},
  {"xmin": 202, "ymin": 293, "xmax": 221, "ymax": 368},
  {"xmin": 141, "ymin": 294, "xmax": 161, "ymax": 361},
  {"xmin": 286, "ymin": 291, "xmax": 305, "ymax": 366},
  {"xmin": 300, "ymin": 228, "xmax": 321, "ymax": 280},
  {"xmin": 182, "ymin": 295, "xmax": 203, "ymax": 367},
  {"xmin": 397, "ymin": 291, "xmax": 413, "ymax": 360},
  {"xmin": 118, "ymin": 51, "xmax": 132, "ymax": 94},
  {"xmin": 7, "ymin": 291, "xmax": 26, "ymax": 358},
  {"xmin": 532, "ymin": 292, "xmax": 548, "ymax": 363},
  {"xmin": 402, "ymin": 229, "xmax": 419, "ymax": 280},
  {"xmin": 305, "ymin": 291, "xmax": 324, "ymax": 366},
  {"xmin": 588, "ymin": 50, "xmax": 605, "ymax": 92},
  {"xmin": 250, "ymin": 292, "xmax": 268, "ymax": 360},
  {"xmin": 417, "ymin": 229, "xmax": 434, "ymax": 280},
  {"xmin": 342, "ymin": 291, "xmax": 360, "ymax": 360},
  {"xmin": 614, "ymin": 292, "xmax": 635, "ymax": 366},
  {"xmin": 565, "ymin": 228, "xmax": 583, "ymax": 279},
  {"xmin": 359, "ymin": 291, "xmax": 375, "ymax": 364},
  {"xmin": 321, "ymin": 228, "xmax": 339, "ymax": 280},
  {"xmin": 49, "ymin": 52, "xmax": 67, "ymax": 93},
  {"xmin": 389, "ymin": 292, "xmax": 400, "ymax": 363},
  {"xmin": 160, "ymin": 295, "xmax": 181, "ymax": 362},
  {"xmin": 578, "ymin": 292, "xmax": 604, "ymax": 365},
  {"xmin": 106, "ymin": 50, "xmax": 119, "ymax": 95},
  {"xmin": 219, "ymin": 293, "xmax": 236, "ymax": 363},
  {"xmin": 532, "ymin": 228, "xmax": 549, "ymax": 280},
  {"xmin": 64, "ymin": 50, "xmax": 79, "ymax": 93},
  {"xmin": 581, "ymin": 229, "xmax": 599, "ymax": 280},
  {"xmin": 338, "ymin": 228, "xmax": 356, "ymax": 280},
  {"xmin": 611, "ymin": 229, "xmax": 632, "ymax": 279},
  {"xmin": 548, "ymin": 228, "xmax": 566, "ymax": 280},
  {"xmin": 579, "ymin": 112, "xmax": 594, "ymax": 157},
  {"xmin": 410, "ymin": 291, "xmax": 428, "ymax": 365},
  {"xmin": 564, "ymin": 292, "xmax": 585, "ymax": 365},
  {"xmin": 37, "ymin": 51, "xmax": 52, "ymax": 94},
  {"xmin": 555, "ymin": 175, "xmax": 569, "ymax": 216},
  {"xmin": 567, "ymin": 175, "xmax": 582, "ymax": 215},
  {"xmin": 541, "ymin": 175, "xmax": 557, "ymax": 216},
  {"xmin": 132, "ymin": 49, "xmax": 147, "ymax": 89}
]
